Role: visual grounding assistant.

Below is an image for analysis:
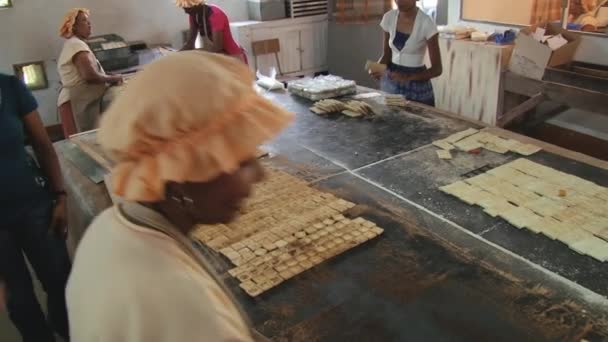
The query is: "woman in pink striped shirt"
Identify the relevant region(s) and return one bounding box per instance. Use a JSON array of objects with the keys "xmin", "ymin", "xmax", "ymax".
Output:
[{"xmin": 177, "ymin": 0, "xmax": 248, "ymax": 64}]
